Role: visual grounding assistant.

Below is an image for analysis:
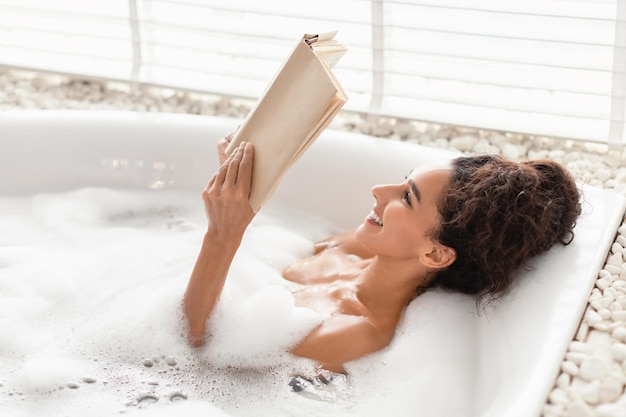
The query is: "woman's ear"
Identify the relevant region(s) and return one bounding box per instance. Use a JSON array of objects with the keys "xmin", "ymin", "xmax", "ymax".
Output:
[{"xmin": 421, "ymin": 245, "xmax": 456, "ymax": 269}]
